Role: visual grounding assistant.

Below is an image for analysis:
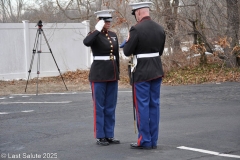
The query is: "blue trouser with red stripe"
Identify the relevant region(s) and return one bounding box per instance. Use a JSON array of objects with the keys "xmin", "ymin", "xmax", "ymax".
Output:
[
  {"xmin": 134, "ymin": 77, "xmax": 162, "ymax": 147},
  {"xmin": 90, "ymin": 81, "xmax": 118, "ymax": 139}
]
